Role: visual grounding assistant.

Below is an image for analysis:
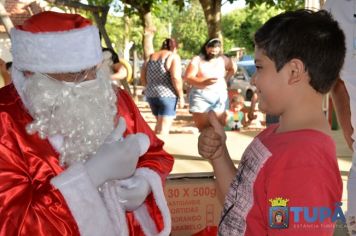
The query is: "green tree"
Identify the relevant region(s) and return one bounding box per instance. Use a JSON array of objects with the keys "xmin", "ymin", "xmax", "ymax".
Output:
[
  {"xmin": 135, "ymin": 0, "xmax": 209, "ymax": 59},
  {"xmin": 222, "ymin": 3, "xmax": 282, "ymax": 54},
  {"xmin": 171, "ymin": 0, "xmax": 207, "ymax": 59},
  {"xmin": 245, "ymin": 0, "xmax": 304, "ymax": 11},
  {"xmin": 119, "ymin": 0, "xmax": 189, "ymax": 60},
  {"xmin": 105, "ymin": 13, "xmax": 143, "ymax": 56}
]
